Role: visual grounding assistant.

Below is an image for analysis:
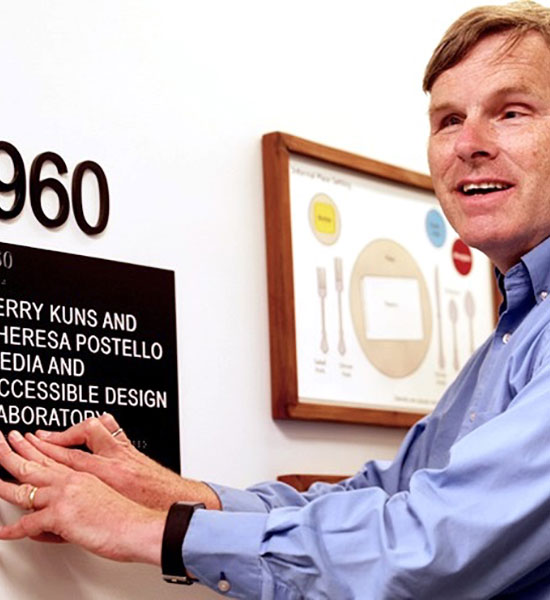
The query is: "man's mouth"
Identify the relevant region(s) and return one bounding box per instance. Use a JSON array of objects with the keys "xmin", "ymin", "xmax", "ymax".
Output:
[{"xmin": 459, "ymin": 182, "xmax": 513, "ymax": 196}]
